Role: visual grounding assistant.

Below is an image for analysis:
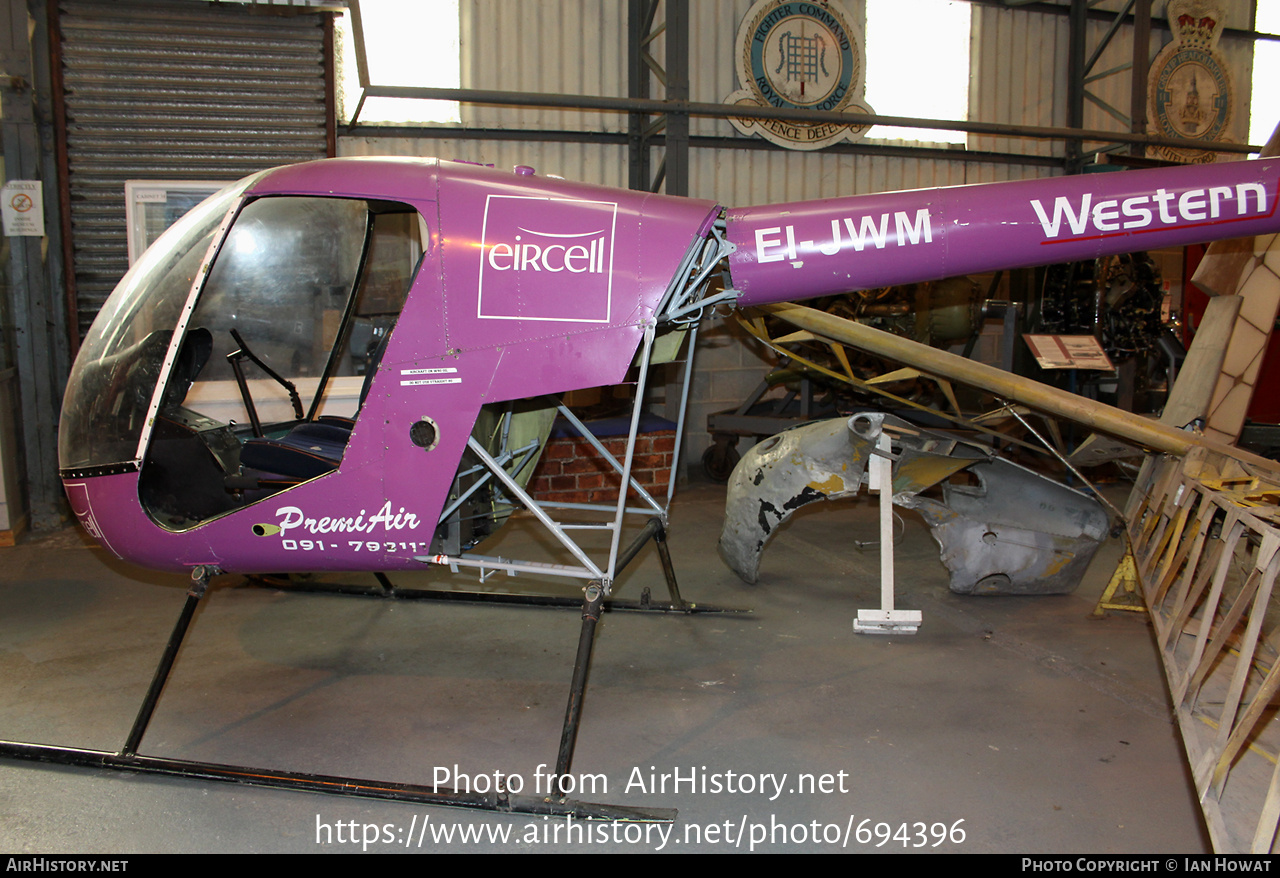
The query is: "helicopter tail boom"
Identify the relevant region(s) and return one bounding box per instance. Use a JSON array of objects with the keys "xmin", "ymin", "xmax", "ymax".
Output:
[{"xmin": 724, "ymin": 158, "xmax": 1280, "ymax": 307}]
